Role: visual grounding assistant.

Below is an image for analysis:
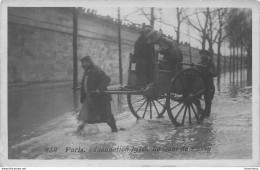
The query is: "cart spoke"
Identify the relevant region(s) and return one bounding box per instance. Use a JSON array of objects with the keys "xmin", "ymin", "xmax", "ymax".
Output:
[
  {"xmin": 155, "ymin": 100, "xmax": 166, "ymax": 108},
  {"xmin": 166, "ymin": 69, "xmax": 208, "ymax": 126},
  {"xmin": 190, "ymin": 103, "xmax": 200, "ymax": 123},
  {"xmin": 171, "ymin": 102, "xmax": 182, "ymax": 110},
  {"xmin": 188, "ymin": 104, "xmax": 192, "ymax": 124},
  {"xmin": 175, "ymin": 104, "xmax": 185, "ymax": 120},
  {"xmin": 152, "ymin": 101, "xmax": 160, "ymax": 116},
  {"xmin": 142, "ymin": 101, "xmax": 149, "ymax": 118},
  {"xmin": 181, "ymin": 105, "xmax": 188, "ymax": 125},
  {"xmin": 150, "ymin": 101, "xmax": 152, "ymax": 118},
  {"xmin": 136, "ymin": 100, "xmax": 147, "ymax": 113},
  {"xmin": 131, "ymin": 97, "xmax": 146, "ymax": 105}
]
